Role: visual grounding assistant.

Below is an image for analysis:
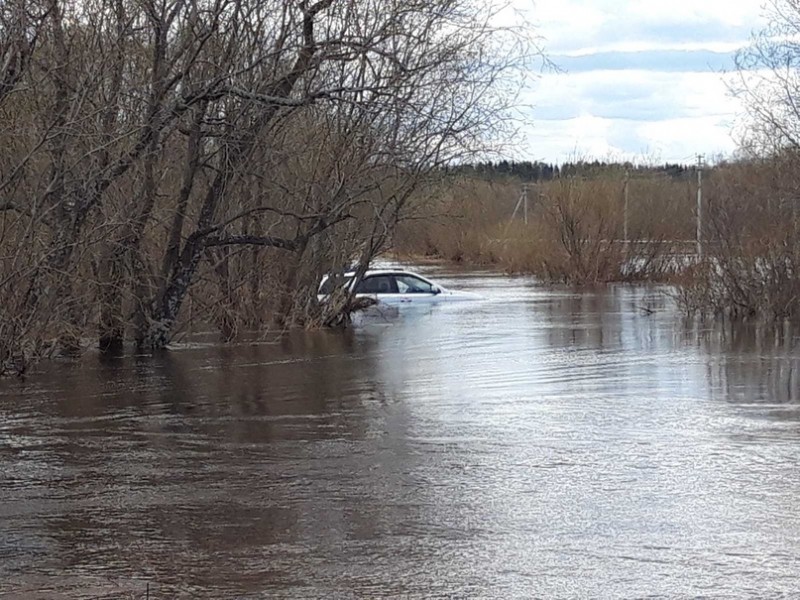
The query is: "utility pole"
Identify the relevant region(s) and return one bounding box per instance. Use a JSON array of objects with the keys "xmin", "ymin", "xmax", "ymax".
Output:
[
  {"xmin": 522, "ymin": 184, "xmax": 528, "ymax": 225},
  {"xmin": 623, "ymin": 168, "xmax": 630, "ymax": 247},
  {"xmin": 507, "ymin": 184, "xmax": 530, "ymax": 233},
  {"xmin": 696, "ymin": 155, "xmax": 704, "ymax": 259}
]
